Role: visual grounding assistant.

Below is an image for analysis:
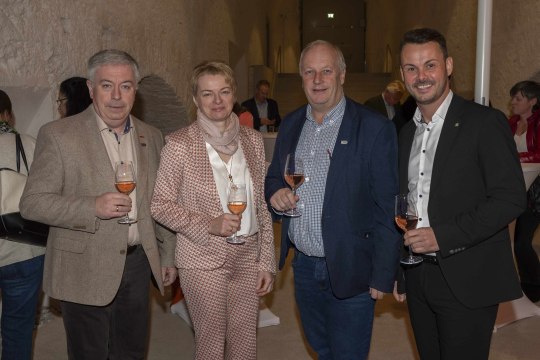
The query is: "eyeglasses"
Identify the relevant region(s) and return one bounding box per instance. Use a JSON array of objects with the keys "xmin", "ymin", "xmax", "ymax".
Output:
[{"xmin": 56, "ymin": 98, "xmax": 67, "ymax": 105}]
